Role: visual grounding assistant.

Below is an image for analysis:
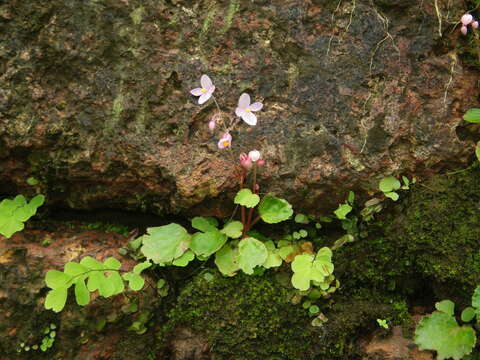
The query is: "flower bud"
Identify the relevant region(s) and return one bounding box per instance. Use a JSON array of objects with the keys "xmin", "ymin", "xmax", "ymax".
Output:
[
  {"xmin": 239, "ymin": 153, "xmax": 252, "ymax": 170},
  {"xmin": 462, "ymin": 14, "xmax": 473, "ymax": 26},
  {"xmin": 256, "ymin": 159, "xmax": 265, "ymax": 166},
  {"xmin": 248, "ymin": 150, "xmax": 261, "ymax": 162},
  {"xmin": 473, "ymin": 21, "xmax": 479, "ymax": 29},
  {"xmin": 208, "ymin": 119, "xmax": 216, "ymax": 132},
  {"xmin": 461, "ymin": 25, "xmax": 468, "ymax": 35}
]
